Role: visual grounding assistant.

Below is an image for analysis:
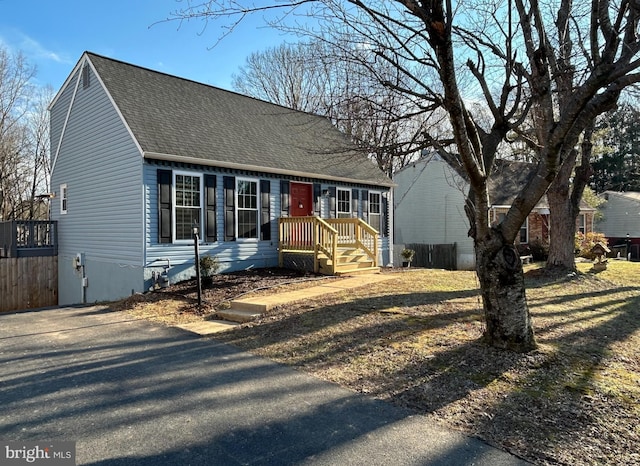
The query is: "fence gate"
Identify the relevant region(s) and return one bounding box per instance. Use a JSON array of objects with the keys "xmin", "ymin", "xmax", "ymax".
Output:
[{"xmin": 406, "ymin": 243, "xmax": 457, "ymax": 270}]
